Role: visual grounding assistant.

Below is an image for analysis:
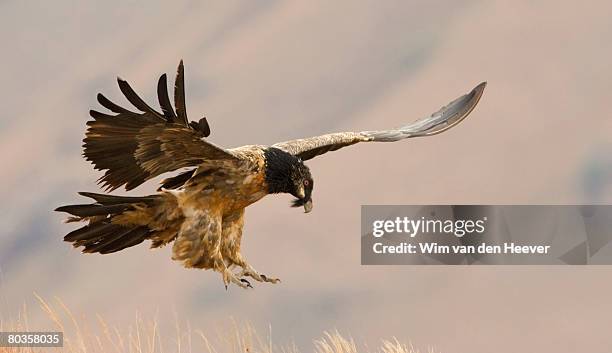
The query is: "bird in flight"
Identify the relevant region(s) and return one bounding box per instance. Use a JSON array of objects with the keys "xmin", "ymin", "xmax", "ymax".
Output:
[{"xmin": 56, "ymin": 61, "xmax": 486, "ymax": 289}]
